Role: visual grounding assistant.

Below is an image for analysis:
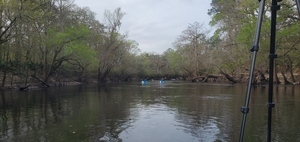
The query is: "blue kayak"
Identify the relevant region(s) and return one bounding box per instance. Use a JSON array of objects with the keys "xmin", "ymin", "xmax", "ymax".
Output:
[{"xmin": 141, "ymin": 80, "xmax": 148, "ymax": 85}]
